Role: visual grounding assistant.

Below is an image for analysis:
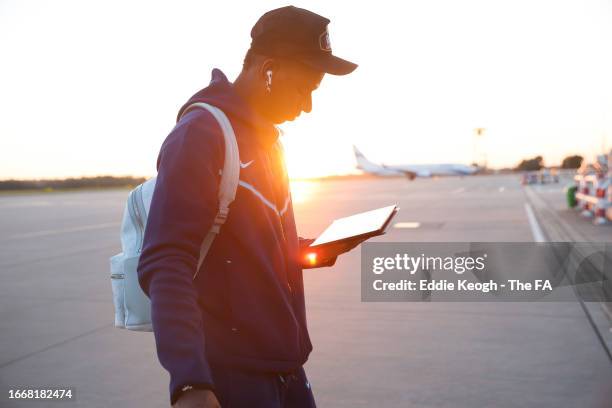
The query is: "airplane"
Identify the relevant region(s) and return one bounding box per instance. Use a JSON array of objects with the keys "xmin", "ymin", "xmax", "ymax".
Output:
[{"xmin": 353, "ymin": 146, "xmax": 478, "ymax": 180}]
